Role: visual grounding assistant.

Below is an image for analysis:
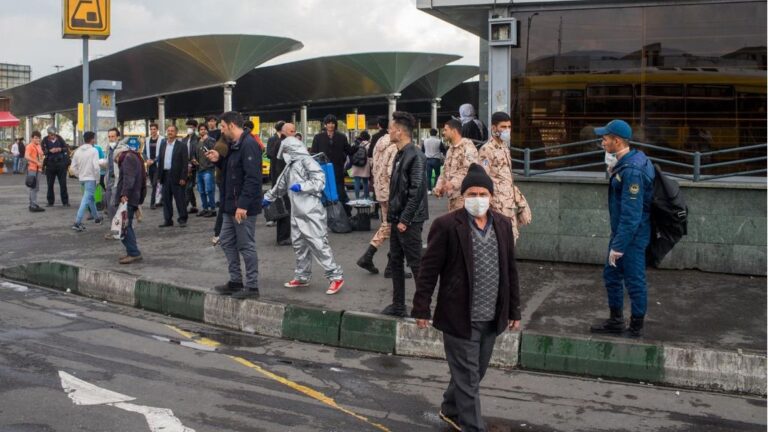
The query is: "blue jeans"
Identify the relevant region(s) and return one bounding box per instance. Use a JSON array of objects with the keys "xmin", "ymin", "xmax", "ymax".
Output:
[
  {"xmin": 426, "ymin": 158, "xmax": 442, "ymax": 190},
  {"xmin": 121, "ymin": 205, "xmax": 141, "ymax": 257},
  {"xmin": 196, "ymin": 169, "xmax": 215, "ymax": 210},
  {"xmin": 75, "ymin": 180, "xmax": 98, "ymax": 224},
  {"xmin": 353, "ymin": 176, "xmax": 369, "ymax": 199},
  {"xmin": 603, "ymin": 242, "xmax": 647, "ymax": 317},
  {"xmin": 13, "ymin": 156, "xmax": 22, "ymax": 173}
]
